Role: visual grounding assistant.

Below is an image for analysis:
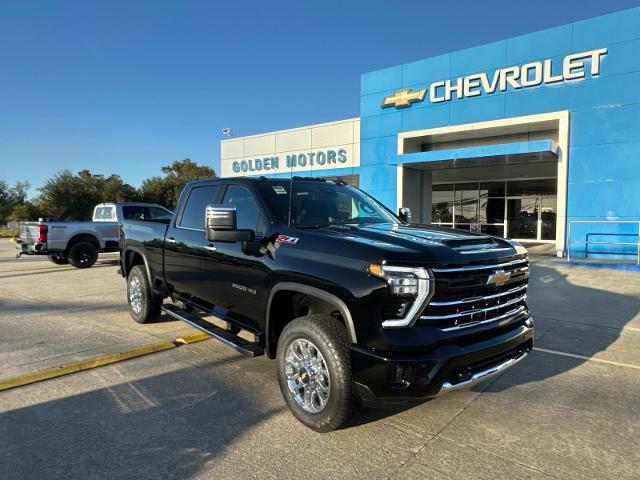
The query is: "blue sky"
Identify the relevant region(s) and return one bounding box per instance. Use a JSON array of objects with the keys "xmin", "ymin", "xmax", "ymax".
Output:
[{"xmin": 1, "ymin": 0, "xmax": 638, "ymax": 196}]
